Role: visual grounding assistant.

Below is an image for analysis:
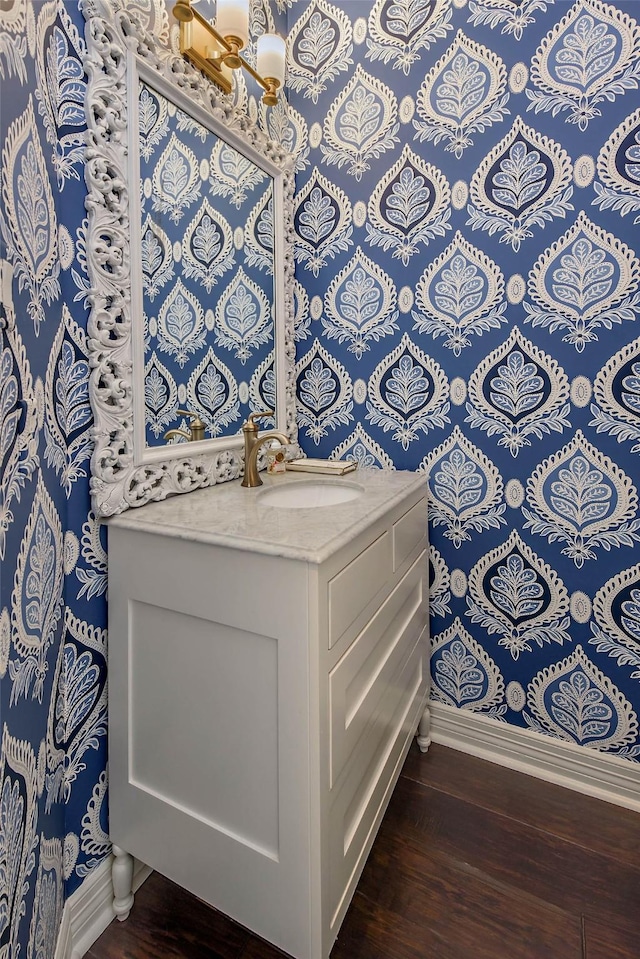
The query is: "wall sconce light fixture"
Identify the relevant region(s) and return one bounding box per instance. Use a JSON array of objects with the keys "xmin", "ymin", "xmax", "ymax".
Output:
[{"xmin": 173, "ymin": 0, "xmax": 286, "ymax": 105}]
